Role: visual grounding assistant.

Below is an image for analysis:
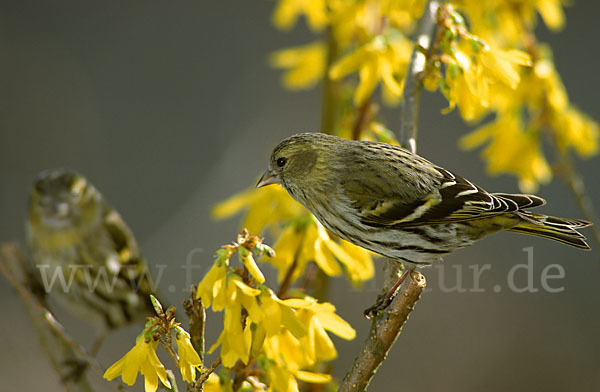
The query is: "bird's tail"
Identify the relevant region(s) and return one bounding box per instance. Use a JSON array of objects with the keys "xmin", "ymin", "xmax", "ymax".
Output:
[{"xmin": 508, "ymin": 212, "xmax": 592, "ymax": 250}]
